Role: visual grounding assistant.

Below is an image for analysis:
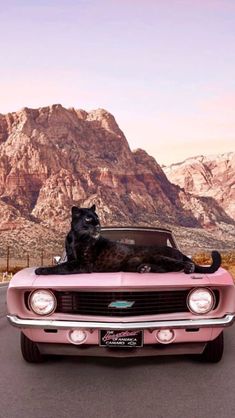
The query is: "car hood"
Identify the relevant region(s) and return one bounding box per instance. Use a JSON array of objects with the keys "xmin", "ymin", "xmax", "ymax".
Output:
[{"xmin": 8, "ymin": 266, "xmax": 233, "ymax": 291}]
